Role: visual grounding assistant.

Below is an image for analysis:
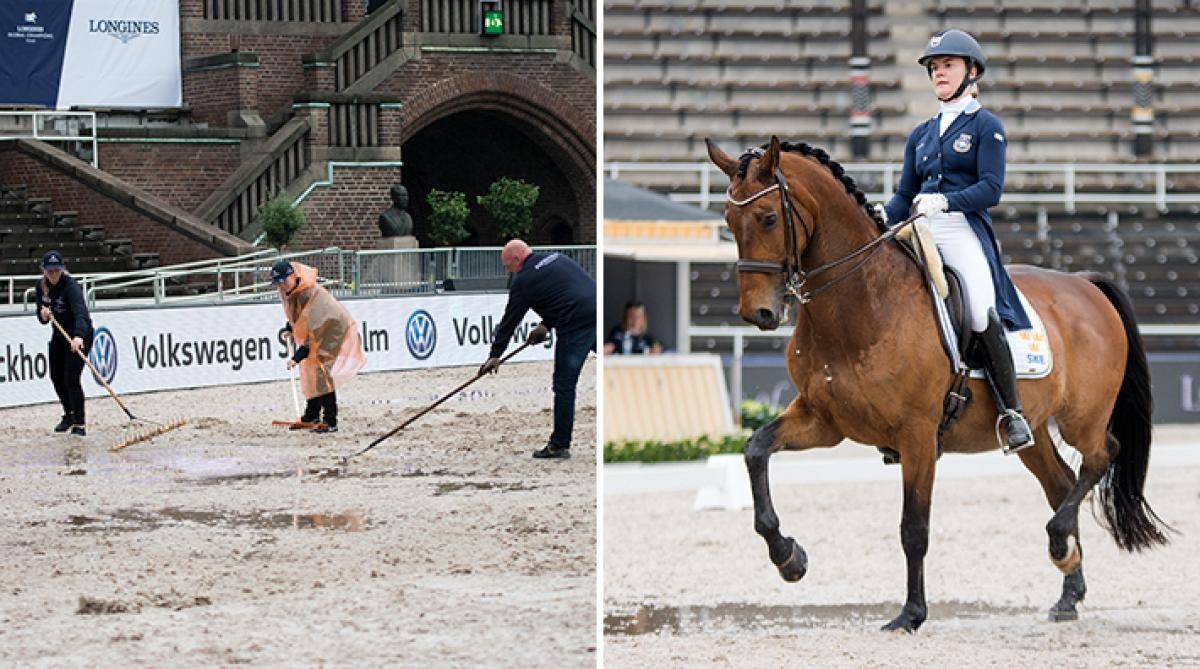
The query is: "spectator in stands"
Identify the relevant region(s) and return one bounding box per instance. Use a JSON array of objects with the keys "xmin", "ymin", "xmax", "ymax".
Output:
[
  {"xmin": 479, "ymin": 240, "xmax": 596, "ymax": 459},
  {"xmin": 272, "ymin": 260, "xmax": 366, "ymax": 434},
  {"xmin": 34, "ymin": 250, "xmax": 93, "ymax": 436},
  {"xmin": 881, "ymin": 28, "xmax": 1034, "ymax": 455},
  {"xmin": 603, "ymin": 301, "xmax": 663, "ymax": 355}
]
